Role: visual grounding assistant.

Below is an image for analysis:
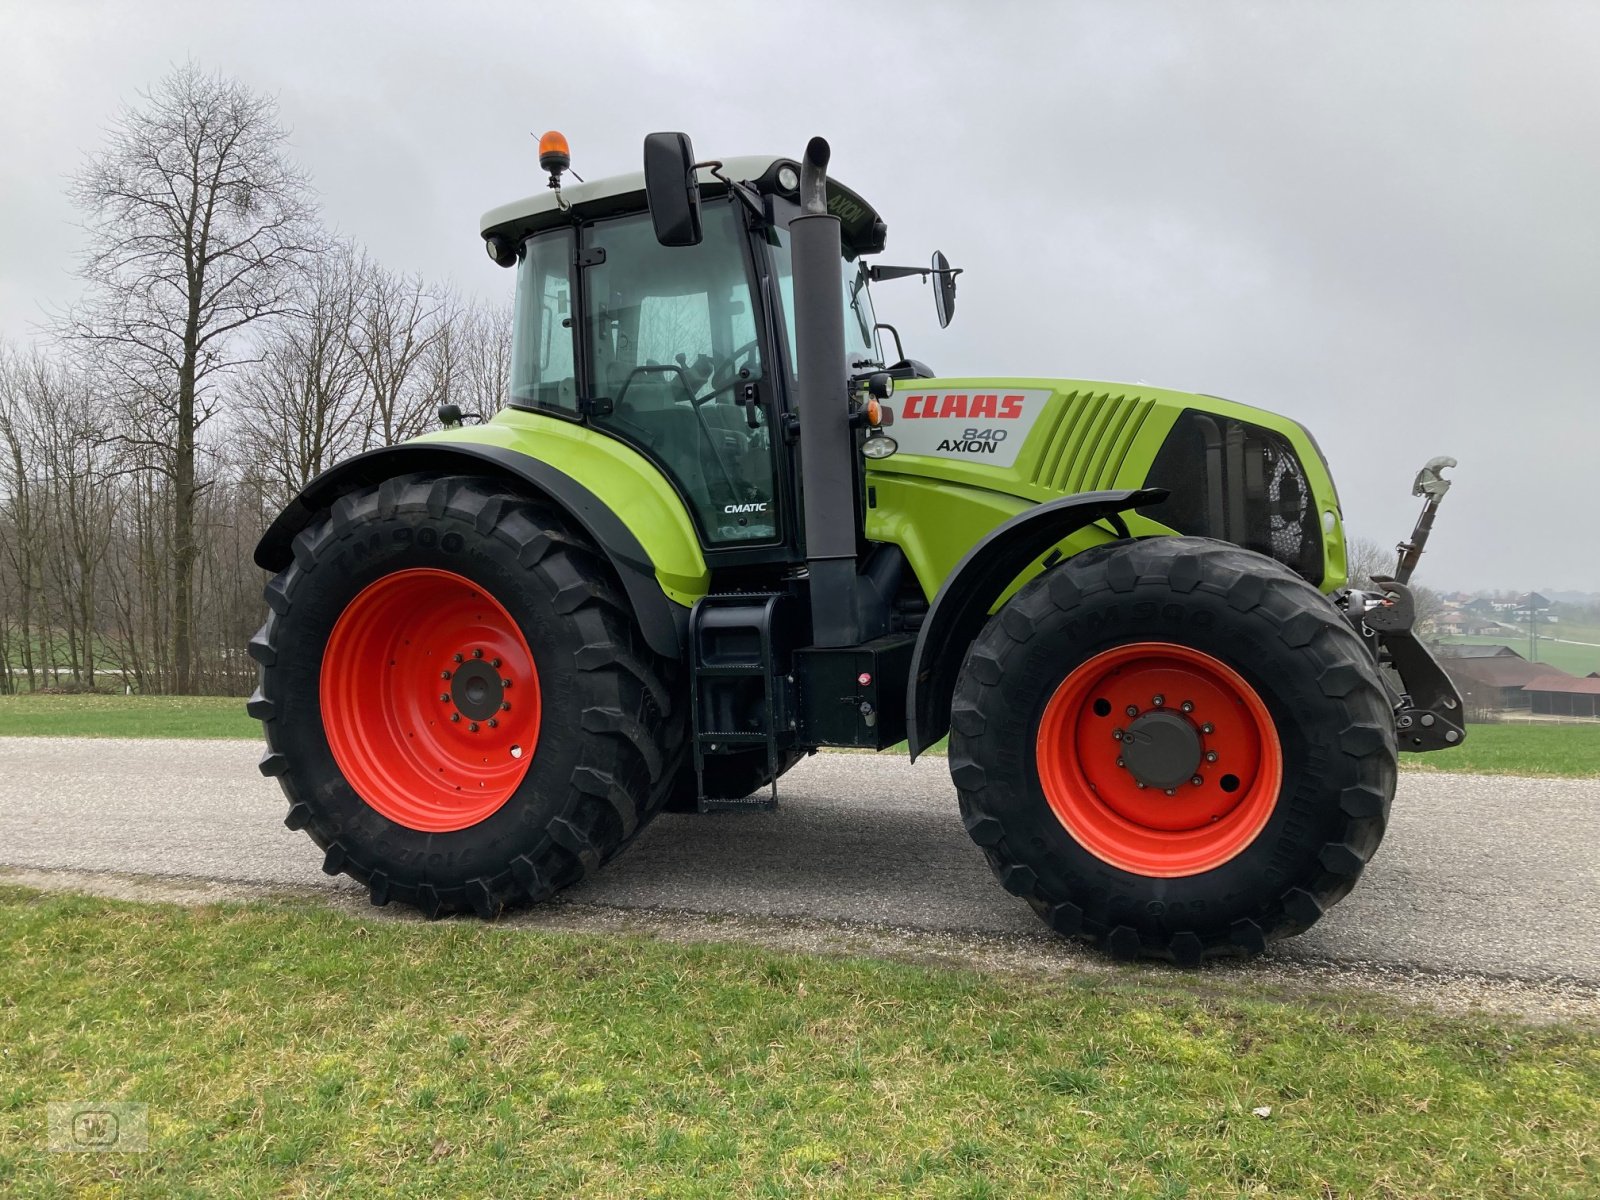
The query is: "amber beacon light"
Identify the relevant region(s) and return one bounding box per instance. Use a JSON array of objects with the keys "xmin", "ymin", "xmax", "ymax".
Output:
[{"xmin": 538, "ymin": 130, "xmax": 571, "ymax": 188}]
